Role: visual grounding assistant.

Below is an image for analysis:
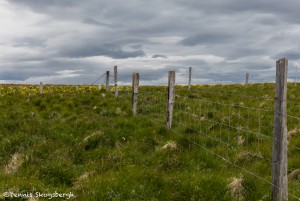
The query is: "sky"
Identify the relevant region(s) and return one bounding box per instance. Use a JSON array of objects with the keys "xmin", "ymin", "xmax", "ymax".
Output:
[{"xmin": 1, "ymin": 0, "xmax": 300, "ymax": 85}]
